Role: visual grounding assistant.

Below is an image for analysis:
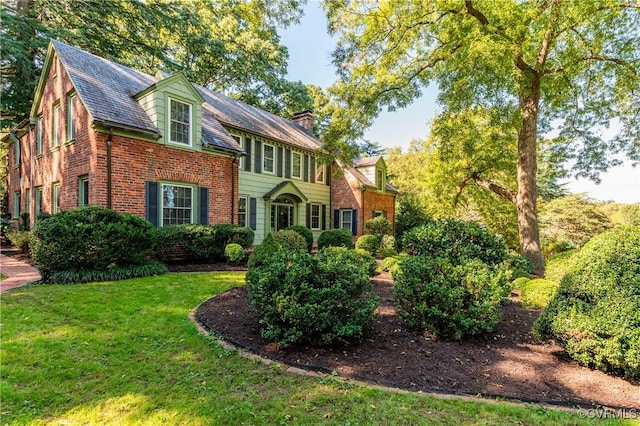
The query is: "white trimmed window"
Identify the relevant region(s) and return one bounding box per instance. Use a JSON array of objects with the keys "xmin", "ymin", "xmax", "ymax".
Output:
[
  {"xmin": 52, "ymin": 183, "xmax": 61, "ymax": 213},
  {"xmin": 79, "ymin": 175, "xmax": 89, "ymax": 206},
  {"xmin": 162, "ymin": 183, "xmax": 194, "ymax": 225},
  {"xmin": 36, "ymin": 115, "xmax": 43, "ymax": 156},
  {"xmin": 376, "ymin": 169, "xmax": 384, "ymax": 191},
  {"xmin": 311, "ymin": 204, "xmax": 321, "ymax": 230},
  {"xmin": 13, "ymin": 192, "xmax": 20, "ymax": 219},
  {"xmin": 292, "ymin": 152, "xmax": 302, "ymax": 179},
  {"xmin": 231, "ymin": 134, "xmax": 244, "ymax": 169},
  {"xmin": 52, "ymin": 103, "xmax": 60, "ymax": 147},
  {"xmin": 315, "ymin": 163, "xmax": 325, "ymax": 183},
  {"xmin": 34, "ymin": 187, "xmax": 43, "ymax": 216},
  {"xmin": 263, "ymin": 143, "xmax": 275, "ymax": 173},
  {"xmin": 340, "ymin": 209, "xmax": 352, "ymax": 231},
  {"xmin": 13, "ymin": 138, "xmax": 20, "ymax": 166},
  {"xmin": 169, "ymin": 98, "xmax": 192, "ymax": 146},
  {"xmin": 238, "ymin": 196, "xmax": 248, "ymax": 227},
  {"xmin": 67, "ymin": 93, "xmax": 76, "ymax": 141}
]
